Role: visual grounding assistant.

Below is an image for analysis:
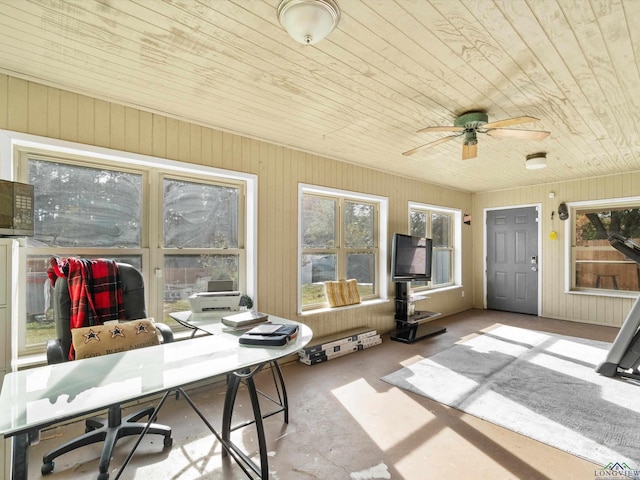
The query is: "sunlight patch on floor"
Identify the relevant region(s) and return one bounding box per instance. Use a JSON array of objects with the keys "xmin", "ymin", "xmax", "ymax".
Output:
[
  {"xmin": 331, "ymin": 378, "xmax": 430, "ymax": 451},
  {"xmin": 399, "ymin": 354, "xmax": 425, "ymax": 367}
]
